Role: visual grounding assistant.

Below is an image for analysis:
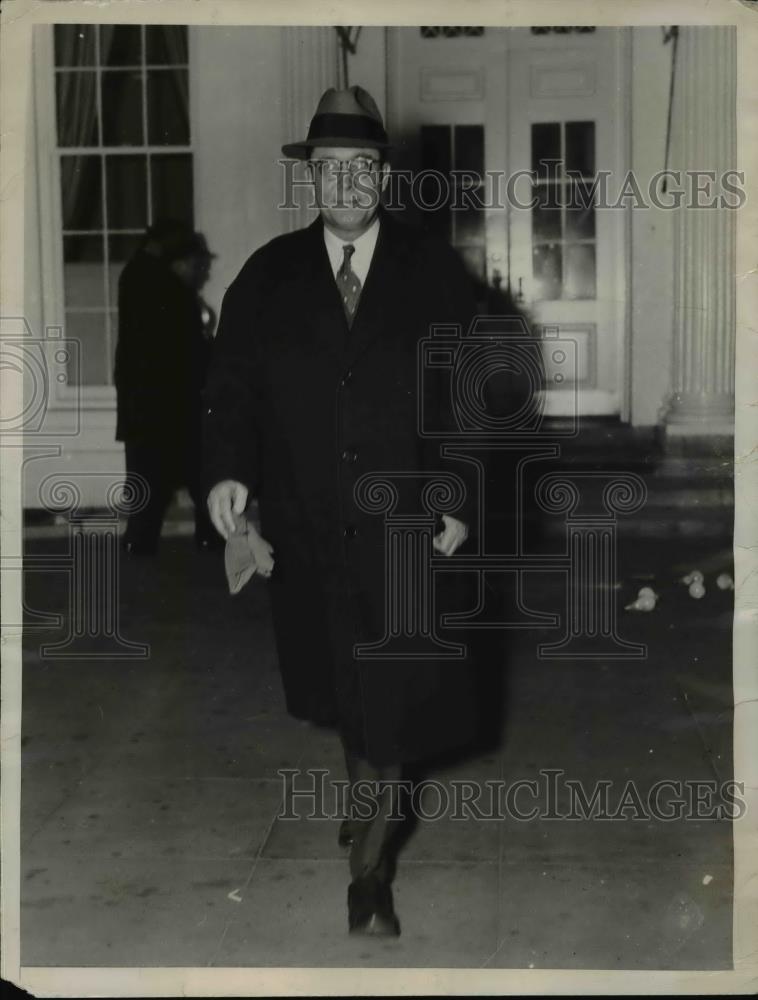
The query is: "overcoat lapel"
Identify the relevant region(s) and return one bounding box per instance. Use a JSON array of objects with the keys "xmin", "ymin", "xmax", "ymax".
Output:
[
  {"xmin": 343, "ymin": 214, "xmax": 405, "ymax": 370},
  {"xmin": 297, "ymin": 217, "xmax": 351, "ymax": 367}
]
